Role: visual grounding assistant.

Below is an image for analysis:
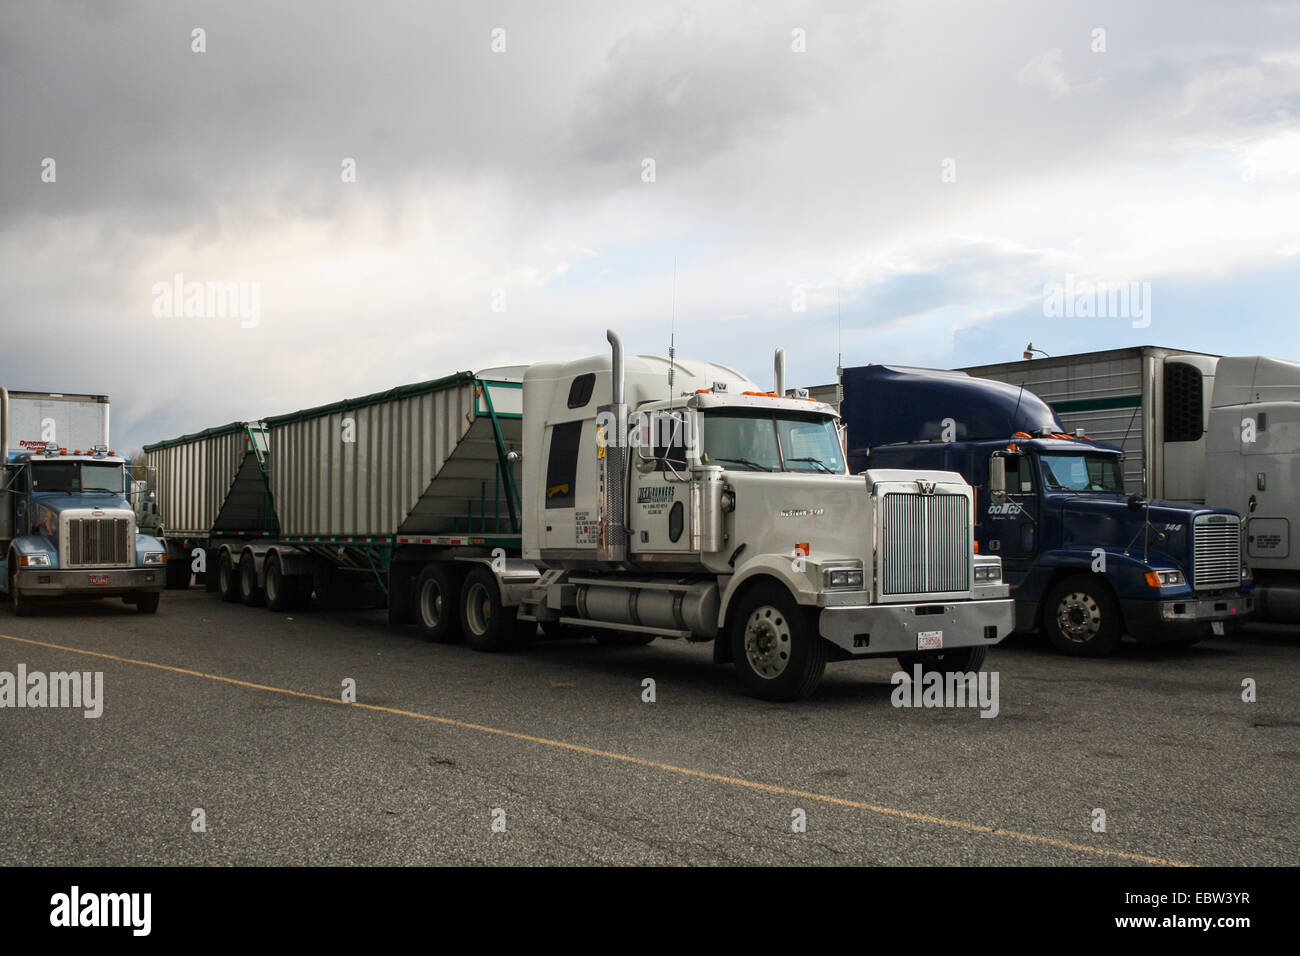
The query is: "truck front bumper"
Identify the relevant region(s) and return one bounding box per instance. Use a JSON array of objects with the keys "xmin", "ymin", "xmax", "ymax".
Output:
[
  {"xmin": 16, "ymin": 567, "xmax": 165, "ymax": 599},
  {"xmin": 818, "ymin": 597, "xmax": 1015, "ymax": 657},
  {"xmin": 1121, "ymin": 593, "xmax": 1255, "ymax": 641}
]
